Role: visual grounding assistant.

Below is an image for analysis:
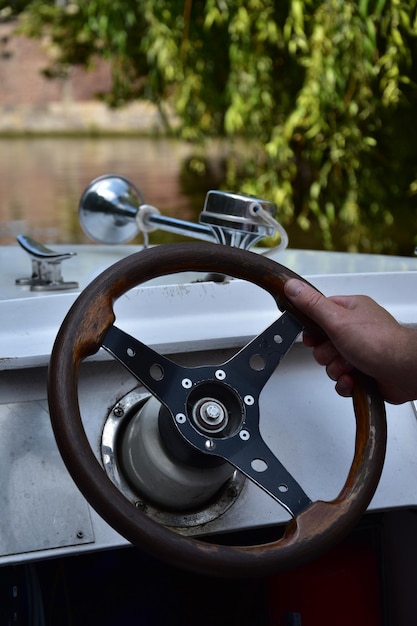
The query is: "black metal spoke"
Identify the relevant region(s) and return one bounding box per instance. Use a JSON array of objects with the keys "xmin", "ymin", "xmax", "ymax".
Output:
[
  {"xmin": 223, "ymin": 312, "xmax": 302, "ymax": 396},
  {"xmin": 102, "ymin": 325, "xmax": 186, "ymax": 403},
  {"xmin": 223, "ymin": 434, "xmax": 311, "ymax": 516}
]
